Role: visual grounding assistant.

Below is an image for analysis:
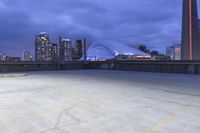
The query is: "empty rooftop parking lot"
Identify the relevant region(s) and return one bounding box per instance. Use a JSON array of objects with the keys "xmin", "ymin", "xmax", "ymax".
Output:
[{"xmin": 0, "ymin": 70, "xmax": 200, "ymax": 133}]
